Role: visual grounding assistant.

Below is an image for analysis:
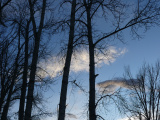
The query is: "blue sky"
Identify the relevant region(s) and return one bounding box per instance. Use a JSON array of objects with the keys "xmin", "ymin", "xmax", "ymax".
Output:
[
  {"xmin": 34, "ymin": 24, "xmax": 160, "ymax": 120},
  {"xmin": 11, "ymin": 1, "xmax": 160, "ymax": 119},
  {"xmin": 4, "ymin": 0, "xmax": 160, "ymax": 120},
  {"xmin": 36, "ymin": 1, "xmax": 160, "ymax": 117},
  {"xmin": 96, "ymin": 27, "xmax": 160, "ymax": 119}
]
